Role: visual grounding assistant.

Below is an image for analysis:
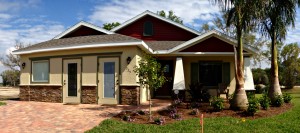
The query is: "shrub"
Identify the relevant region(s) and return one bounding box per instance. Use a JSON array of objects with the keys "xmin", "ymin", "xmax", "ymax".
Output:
[
  {"xmin": 122, "ymin": 115, "xmax": 135, "ymax": 122},
  {"xmin": 247, "ymin": 96, "xmax": 260, "ymax": 116},
  {"xmin": 271, "ymin": 94, "xmax": 284, "ymax": 107},
  {"xmin": 188, "ymin": 82, "xmax": 211, "ymax": 102},
  {"xmin": 283, "ymin": 93, "xmax": 292, "ymax": 103},
  {"xmin": 259, "ymin": 93, "xmax": 271, "ymax": 110},
  {"xmin": 211, "ymin": 97, "xmax": 224, "ymax": 111},
  {"xmin": 154, "ymin": 117, "xmax": 166, "ymax": 125},
  {"xmin": 169, "ymin": 107, "xmax": 182, "ymax": 120},
  {"xmin": 189, "ymin": 108, "xmax": 199, "ymax": 115},
  {"xmin": 136, "ymin": 110, "xmax": 146, "ymax": 115}
]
